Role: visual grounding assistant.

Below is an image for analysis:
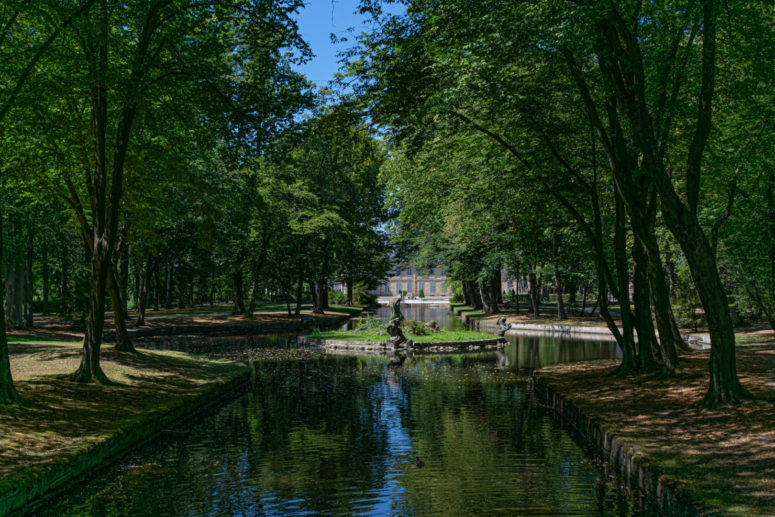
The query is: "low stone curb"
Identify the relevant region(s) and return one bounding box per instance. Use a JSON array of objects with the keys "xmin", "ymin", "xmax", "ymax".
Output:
[
  {"xmin": 1, "ymin": 368, "xmax": 253, "ymax": 517},
  {"xmin": 452, "ymin": 307, "xmax": 711, "ymax": 348},
  {"xmin": 103, "ymin": 312, "xmax": 360, "ymax": 343},
  {"xmin": 297, "ymin": 336, "xmax": 506, "ymax": 353},
  {"xmin": 531, "ymin": 373, "xmax": 705, "ymax": 517}
]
